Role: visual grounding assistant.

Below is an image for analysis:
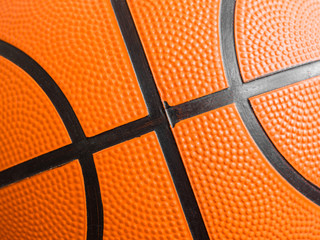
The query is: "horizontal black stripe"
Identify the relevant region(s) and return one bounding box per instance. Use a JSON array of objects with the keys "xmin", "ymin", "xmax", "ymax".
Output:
[
  {"xmin": 88, "ymin": 116, "xmax": 157, "ymax": 153},
  {"xmin": 0, "ymin": 116, "xmax": 158, "ymax": 188},
  {"xmin": 166, "ymin": 88, "xmax": 234, "ymax": 126},
  {"xmin": 166, "ymin": 59, "xmax": 320, "ymax": 125},
  {"xmin": 0, "ymin": 143, "xmax": 83, "ymax": 188},
  {"xmin": 241, "ymin": 60, "xmax": 320, "ymax": 99}
]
